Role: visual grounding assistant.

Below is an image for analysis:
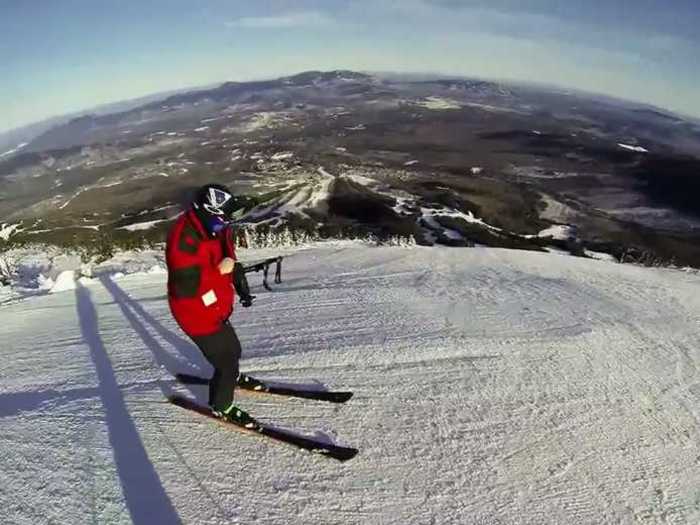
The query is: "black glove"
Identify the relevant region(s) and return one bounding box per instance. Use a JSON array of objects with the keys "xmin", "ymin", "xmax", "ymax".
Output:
[{"xmin": 239, "ymin": 294, "xmax": 255, "ymax": 307}]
